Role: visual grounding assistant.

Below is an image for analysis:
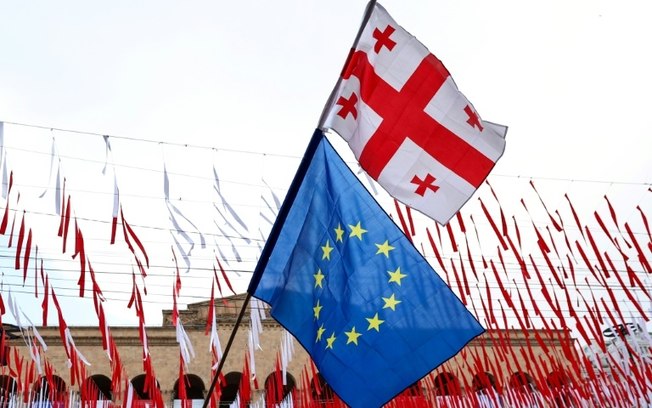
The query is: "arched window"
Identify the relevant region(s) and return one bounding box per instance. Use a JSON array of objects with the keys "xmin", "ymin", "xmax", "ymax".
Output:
[
  {"xmin": 33, "ymin": 375, "xmax": 67, "ymax": 402},
  {"xmin": 173, "ymin": 374, "xmax": 206, "ymax": 400},
  {"xmin": 472, "ymin": 372, "xmax": 498, "ymax": 392},
  {"xmin": 547, "ymin": 370, "xmax": 574, "ymax": 408},
  {"xmin": 81, "ymin": 374, "xmax": 113, "ymax": 401},
  {"xmin": 546, "ymin": 370, "xmax": 568, "ymax": 389},
  {"xmin": 509, "ymin": 371, "xmax": 536, "ymax": 391},
  {"xmin": 0, "ymin": 375, "xmax": 17, "ymax": 402},
  {"xmin": 264, "ymin": 371, "xmax": 296, "ymax": 404},
  {"xmin": 310, "ymin": 373, "xmax": 334, "ymax": 402},
  {"xmin": 433, "ymin": 372, "xmax": 461, "ymax": 396},
  {"xmin": 130, "ymin": 374, "xmax": 160, "ymax": 400},
  {"xmin": 219, "ymin": 372, "xmax": 242, "ymax": 406}
]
